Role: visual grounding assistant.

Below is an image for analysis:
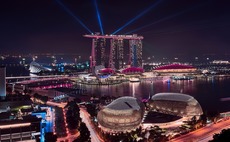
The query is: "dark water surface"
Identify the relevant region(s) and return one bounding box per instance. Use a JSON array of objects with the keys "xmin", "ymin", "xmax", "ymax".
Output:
[{"xmin": 76, "ymin": 76, "xmax": 230, "ymax": 113}]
